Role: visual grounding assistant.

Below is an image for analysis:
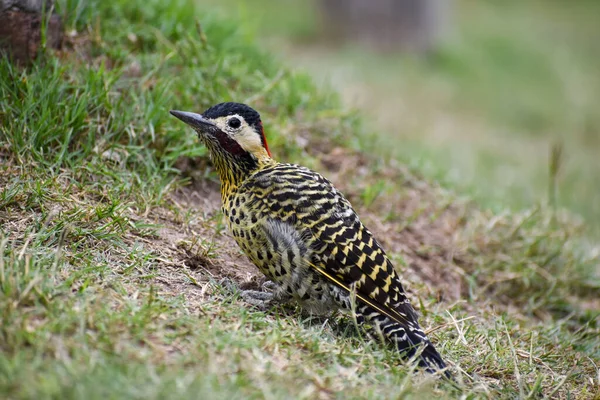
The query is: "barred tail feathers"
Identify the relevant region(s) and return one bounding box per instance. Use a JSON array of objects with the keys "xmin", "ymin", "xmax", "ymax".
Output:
[{"xmin": 356, "ymin": 303, "xmax": 449, "ymax": 377}]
